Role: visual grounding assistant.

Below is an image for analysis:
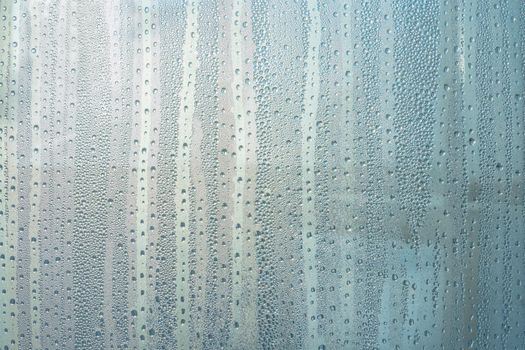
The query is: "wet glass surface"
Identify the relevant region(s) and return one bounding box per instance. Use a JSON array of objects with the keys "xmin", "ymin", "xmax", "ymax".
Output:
[{"xmin": 1, "ymin": 1, "xmax": 524, "ymax": 349}]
